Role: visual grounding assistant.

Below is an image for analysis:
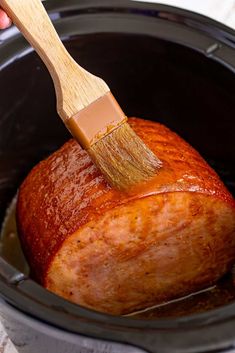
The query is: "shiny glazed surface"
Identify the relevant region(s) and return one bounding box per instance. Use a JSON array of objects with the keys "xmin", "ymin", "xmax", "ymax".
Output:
[{"xmin": 16, "ymin": 118, "xmax": 235, "ymax": 314}]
